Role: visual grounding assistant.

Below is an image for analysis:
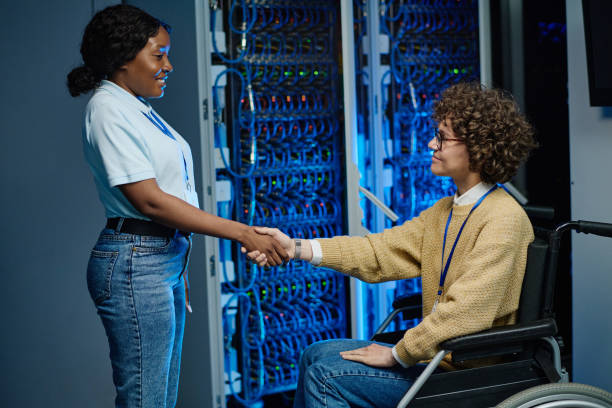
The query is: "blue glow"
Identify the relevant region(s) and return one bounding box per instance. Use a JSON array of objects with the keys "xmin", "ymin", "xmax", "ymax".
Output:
[{"xmin": 356, "ymin": 0, "xmax": 479, "ymax": 337}]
